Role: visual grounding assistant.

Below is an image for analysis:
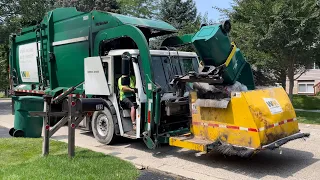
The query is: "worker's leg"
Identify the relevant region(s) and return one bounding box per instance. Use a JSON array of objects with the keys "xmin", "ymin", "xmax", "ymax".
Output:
[
  {"xmin": 130, "ymin": 106, "xmax": 136, "ymax": 129},
  {"xmin": 122, "ymin": 97, "xmax": 136, "ymax": 130}
]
